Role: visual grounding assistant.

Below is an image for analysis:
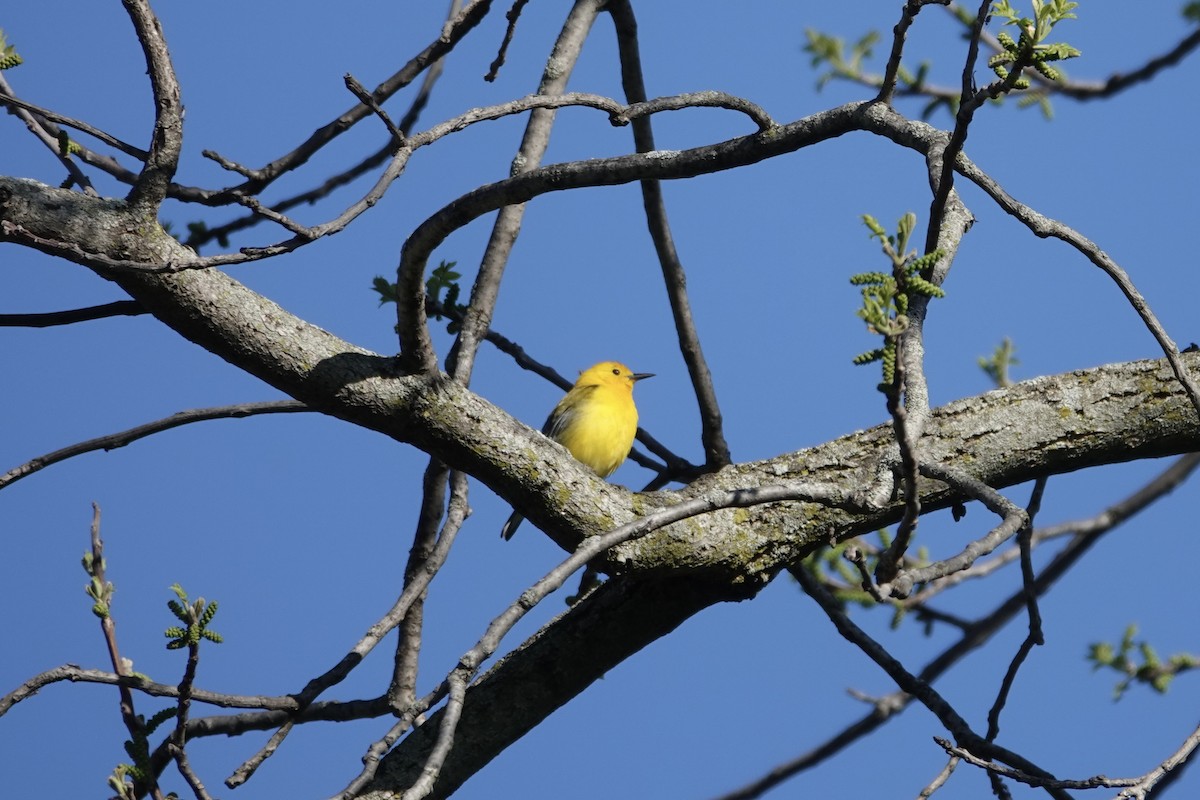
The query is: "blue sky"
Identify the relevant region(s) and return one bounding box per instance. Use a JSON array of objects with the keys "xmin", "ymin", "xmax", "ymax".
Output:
[{"xmin": 2, "ymin": 3, "xmax": 1199, "ymax": 798}]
